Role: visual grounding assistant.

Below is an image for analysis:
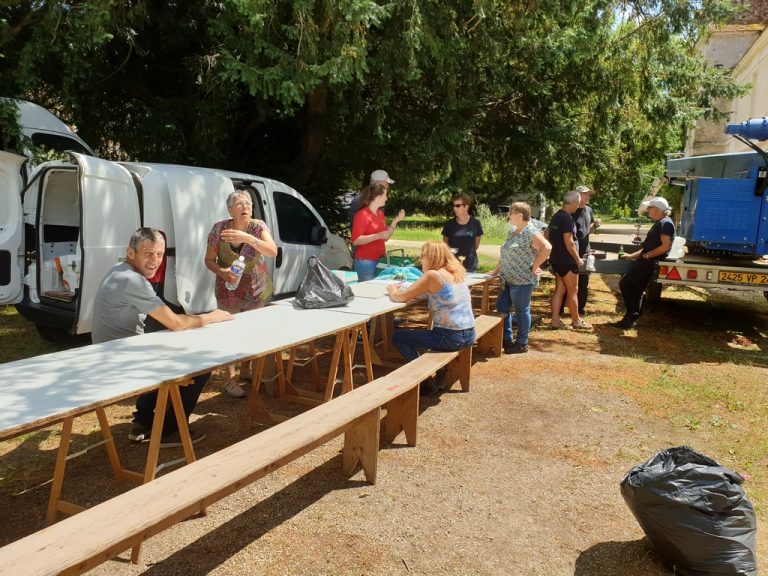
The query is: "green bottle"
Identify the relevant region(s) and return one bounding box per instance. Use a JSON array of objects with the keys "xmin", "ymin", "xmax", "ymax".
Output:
[{"xmin": 618, "ymin": 245, "xmax": 625, "ymax": 258}]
